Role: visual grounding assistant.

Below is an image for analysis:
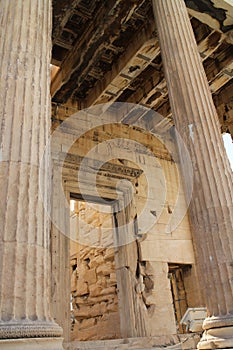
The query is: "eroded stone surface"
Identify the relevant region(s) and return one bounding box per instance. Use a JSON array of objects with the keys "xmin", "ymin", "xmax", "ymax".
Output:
[
  {"xmin": 70, "ymin": 202, "xmax": 120, "ymax": 341},
  {"xmin": 64, "ymin": 334, "xmax": 200, "ymax": 350}
]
